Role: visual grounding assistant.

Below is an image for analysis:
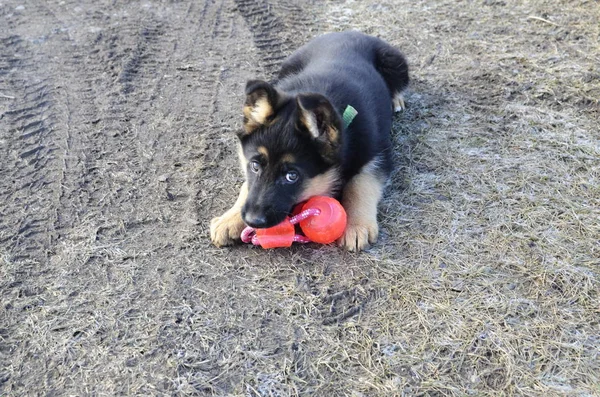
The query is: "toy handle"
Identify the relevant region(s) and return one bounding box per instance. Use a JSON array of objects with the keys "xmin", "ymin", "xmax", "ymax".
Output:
[{"xmin": 254, "ymin": 217, "xmax": 295, "ymax": 248}]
